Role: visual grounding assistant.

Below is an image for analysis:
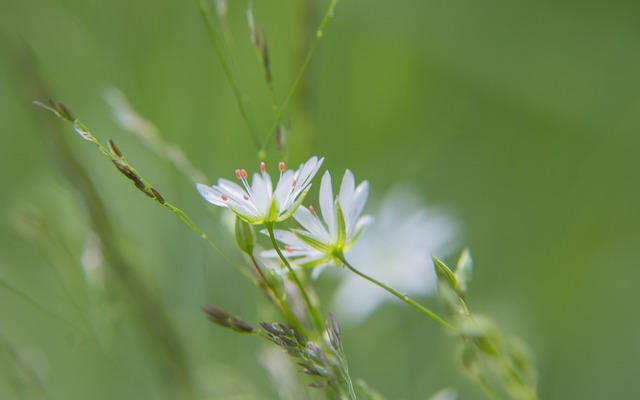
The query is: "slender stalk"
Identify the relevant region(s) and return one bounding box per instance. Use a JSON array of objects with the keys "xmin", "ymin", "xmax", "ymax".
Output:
[
  {"xmin": 264, "ymin": 223, "xmax": 323, "ymax": 334},
  {"xmin": 16, "ymin": 50, "xmax": 195, "ymax": 398},
  {"xmin": 337, "ymin": 255, "xmax": 456, "ymax": 333},
  {"xmin": 248, "ymin": 254, "xmax": 309, "ymax": 336},
  {"xmin": 336, "ymin": 347, "xmax": 357, "ymax": 399},
  {"xmin": 196, "ymin": 0, "xmax": 261, "ymax": 151},
  {"xmin": 261, "ymin": 0, "xmax": 340, "ymax": 151}
]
